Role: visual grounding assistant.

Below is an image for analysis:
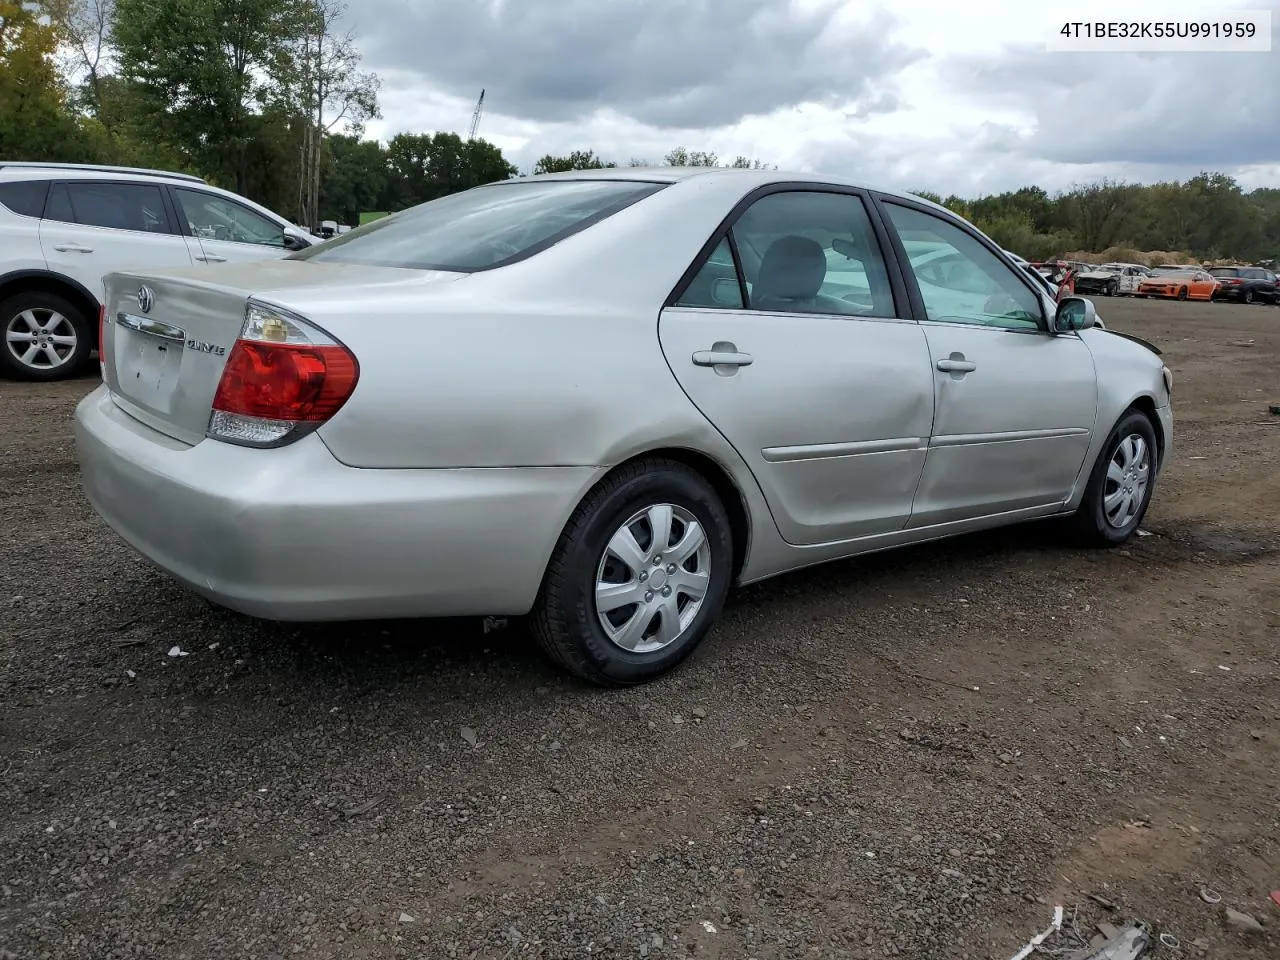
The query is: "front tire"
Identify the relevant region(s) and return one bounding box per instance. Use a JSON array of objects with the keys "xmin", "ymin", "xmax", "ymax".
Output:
[
  {"xmin": 1177, "ymin": 287, "xmax": 1188, "ymax": 301},
  {"xmin": 1106, "ymin": 280, "xmax": 1118, "ymax": 297},
  {"xmin": 0, "ymin": 291, "xmax": 93, "ymax": 381},
  {"xmin": 532, "ymin": 459, "xmax": 733, "ymax": 686},
  {"xmin": 1069, "ymin": 410, "xmax": 1158, "ymax": 546}
]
